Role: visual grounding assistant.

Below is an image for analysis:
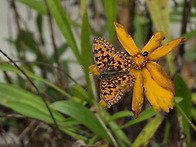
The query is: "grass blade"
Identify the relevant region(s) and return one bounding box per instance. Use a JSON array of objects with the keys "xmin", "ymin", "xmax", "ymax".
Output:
[
  {"xmin": 51, "ymin": 100, "xmax": 115, "ymax": 145},
  {"xmin": 46, "ymin": 0, "xmax": 81, "ymax": 64},
  {"xmin": 81, "ymin": 11, "xmax": 91, "ymax": 69},
  {"xmin": 104, "ymin": 0, "xmax": 117, "ymax": 43},
  {"xmin": 132, "ymin": 115, "xmax": 164, "ymax": 147},
  {"xmin": 174, "ymin": 74, "xmax": 192, "ymax": 145},
  {"xmin": 0, "ymin": 62, "xmax": 72, "ymax": 98},
  {"xmin": 16, "ymin": 0, "xmax": 47, "ymax": 15},
  {"xmin": 0, "ymin": 83, "xmax": 65, "ymax": 123},
  {"xmin": 80, "ymin": 10, "xmax": 92, "ymax": 94}
]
